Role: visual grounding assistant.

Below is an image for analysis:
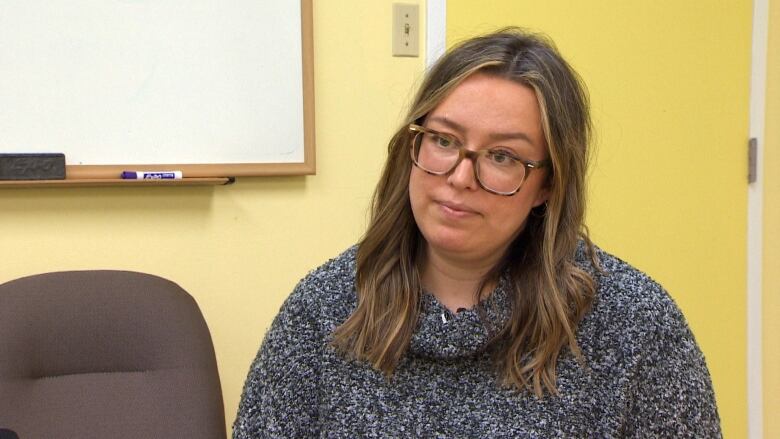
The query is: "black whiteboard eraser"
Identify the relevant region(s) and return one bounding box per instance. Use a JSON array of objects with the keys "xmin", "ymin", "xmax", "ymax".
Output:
[{"xmin": 0, "ymin": 153, "xmax": 66, "ymax": 180}]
